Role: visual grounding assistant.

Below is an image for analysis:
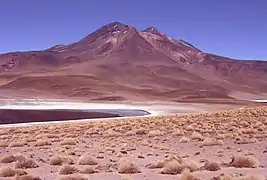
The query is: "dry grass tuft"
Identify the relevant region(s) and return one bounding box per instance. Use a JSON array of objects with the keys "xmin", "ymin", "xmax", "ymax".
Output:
[
  {"xmin": 180, "ymin": 159, "xmax": 199, "ymax": 172},
  {"xmin": 78, "ymin": 155, "xmax": 98, "ymax": 165},
  {"xmin": 240, "ymin": 174, "xmax": 265, "ymax": 180},
  {"xmin": 15, "ymin": 169, "xmax": 28, "ymax": 176},
  {"xmin": 9, "ymin": 140, "xmax": 28, "ymax": 147},
  {"xmin": 180, "ymin": 168, "xmax": 200, "ymax": 180},
  {"xmin": 59, "ymin": 175, "xmax": 88, "ymax": 180},
  {"xmin": 118, "ymin": 158, "xmax": 140, "ymax": 174},
  {"xmin": 14, "ymin": 175, "xmax": 42, "ymax": 180},
  {"xmin": 58, "ymin": 164, "xmax": 78, "ymax": 175},
  {"xmin": 148, "ymin": 130, "xmax": 163, "ymax": 137},
  {"xmin": 161, "ymin": 160, "xmax": 183, "ymax": 175},
  {"xmin": 0, "ymin": 166, "xmax": 16, "ymax": 177},
  {"xmin": 229, "ymin": 155, "xmax": 260, "ymax": 168},
  {"xmin": 50, "ymin": 156, "xmax": 74, "ymax": 166},
  {"xmin": 191, "ymin": 131, "xmax": 203, "ymax": 141},
  {"xmin": 35, "ymin": 139, "xmax": 52, "ymax": 146},
  {"xmin": 120, "ymin": 175, "xmax": 133, "ymax": 180},
  {"xmin": 146, "ymin": 155, "xmax": 182, "ymax": 169},
  {"xmin": 212, "ymin": 173, "xmax": 265, "ymax": 180},
  {"xmin": 202, "ymin": 137, "xmax": 223, "ymax": 146},
  {"xmin": 0, "ymin": 141, "xmax": 8, "ymax": 147},
  {"xmin": 216, "ymin": 134, "xmax": 226, "ymax": 140},
  {"xmin": 179, "ymin": 137, "xmax": 190, "ymax": 143},
  {"xmin": 172, "ymin": 130, "xmax": 184, "ymax": 136},
  {"xmin": 60, "ymin": 138, "xmax": 77, "ymax": 145},
  {"xmin": 0, "ymin": 154, "xmax": 16, "ymax": 163},
  {"xmin": 80, "ymin": 166, "xmax": 96, "ymax": 174},
  {"xmin": 15, "ymin": 159, "xmax": 39, "ymax": 169},
  {"xmin": 203, "ymin": 161, "xmax": 221, "ymax": 171},
  {"xmin": 104, "ymin": 129, "xmax": 121, "ymax": 137}
]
